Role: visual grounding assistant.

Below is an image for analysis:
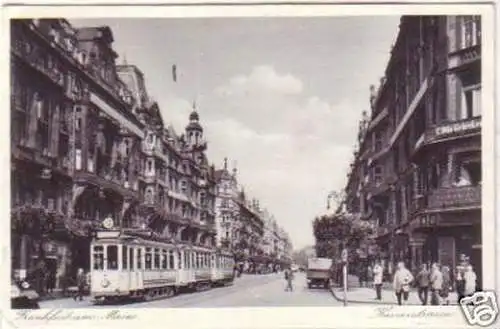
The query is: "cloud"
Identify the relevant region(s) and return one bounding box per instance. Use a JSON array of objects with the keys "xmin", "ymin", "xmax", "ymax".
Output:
[{"xmin": 216, "ymin": 65, "xmax": 303, "ymax": 96}]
